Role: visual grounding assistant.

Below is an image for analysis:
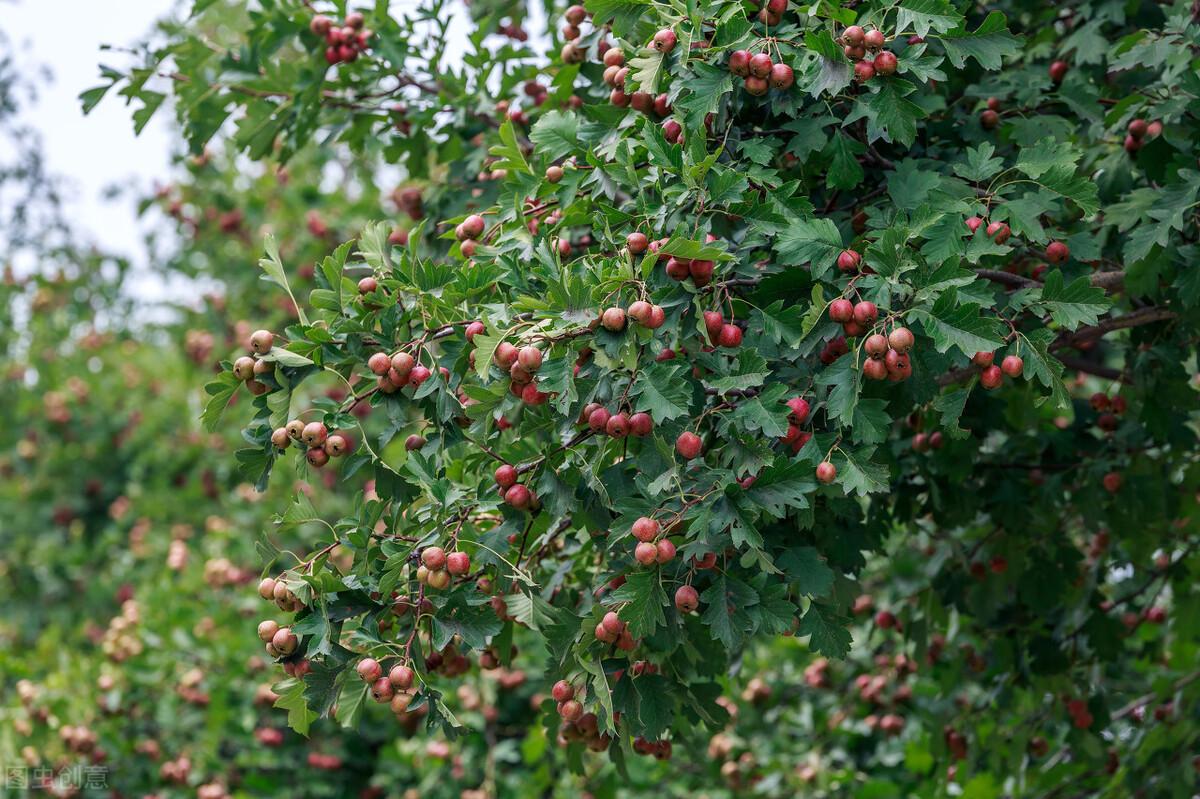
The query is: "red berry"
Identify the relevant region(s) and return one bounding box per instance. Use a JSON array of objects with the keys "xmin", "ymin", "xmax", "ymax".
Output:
[
  {"xmin": 629, "ymin": 412, "xmax": 654, "ymax": 436},
  {"xmin": 748, "ymin": 53, "xmax": 773, "ymax": 79},
  {"xmin": 552, "ymin": 680, "xmax": 575, "ymax": 702},
  {"xmin": 729, "ymin": 50, "xmax": 751, "ymax": 77},
  {"xmin": 980, "ymin": 365, "xmax": 1003, "ymax": 389},
  {"xmin": 504, "ymin": 484, "xmax": 532, "ymax": 509},
  {"xmin": 447, "ymin": 552, "xmax": 470, "ymax": 575},
  {"xmin": 631, "ymin": 517, "xmax": 660, "ymax": 542},
  {"xmin": 674, "ymin": 585, "xmax": 699, "ymax": 613},
  {"xmin": 853, "ymin": 301, "xmax": 878, "ymax": 325},
  {"xmin": 816, "ymin": 461, "xmax": 837, "ymax": 484},
  {"xmin": 1001, "ymin": 355, "xmax": 1023, "ymax": 378},
  {"xmin": 717, "ymin": 324, "xmax": 743, "ymax": 348},
  {"xmin": 873, "ymin": 51, "xmax": 898, "ymax": 75},
  {"xmin": 635, "ymin": 541, "xmax": 659, "ymax": 565},
  {"xmin": 829, "ymin": 299, "xmax": 854, "ymax": 323},
  {"xmin": 768, "ymin": 63, "xmax": 794, "ymax": 90},
  {"xmin": 495, "ymin": 464, "xmax": 518, "ymax": 488},
  {"xmin": 1045, "ymin": 241, "xmax": 1069, "ymax": 263},
  {"xmin": 786, "ymin": 397, "xmax": 810, "ymax": 424},
  {"xmin": 837, "ymin": 249, "xmax": 861, "ymax": 272},
  {"xmin": 676, "ymin": 432, "xmax": 703, "ymax": 460}
]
